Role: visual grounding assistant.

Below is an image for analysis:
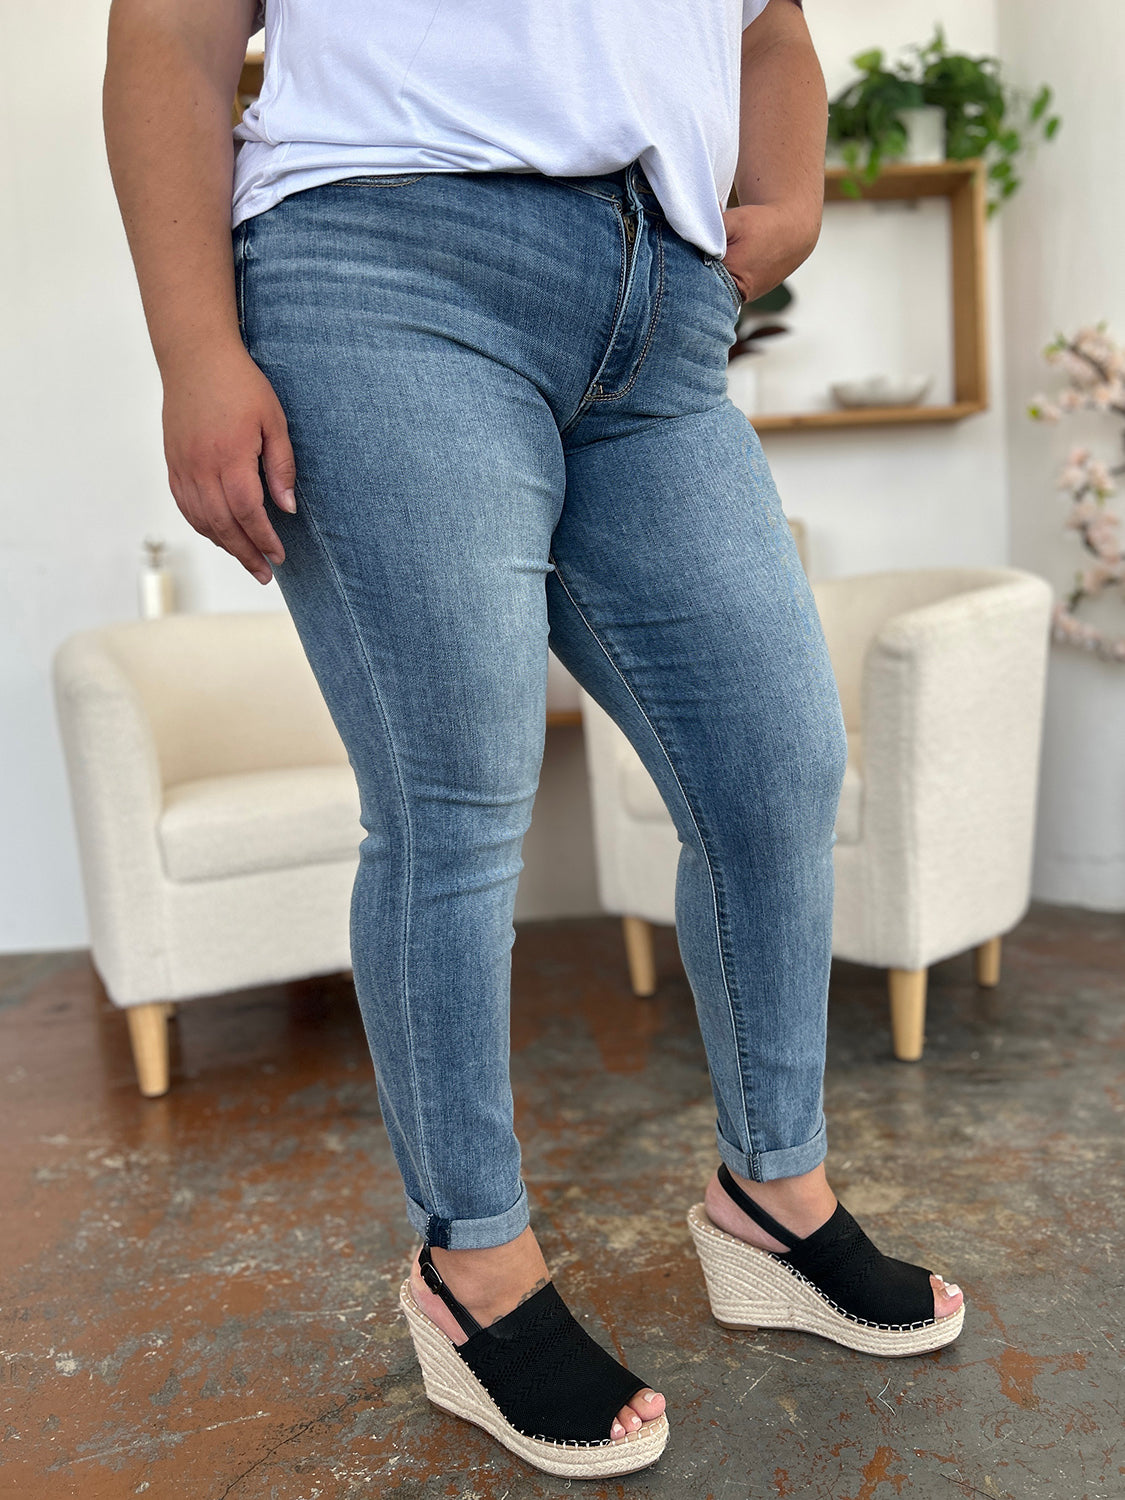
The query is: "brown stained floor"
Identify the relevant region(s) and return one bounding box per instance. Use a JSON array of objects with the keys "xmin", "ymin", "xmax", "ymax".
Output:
[{"xmin": 1, "ymin": 903, "xmax": 1123, "ymax": 1500}]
